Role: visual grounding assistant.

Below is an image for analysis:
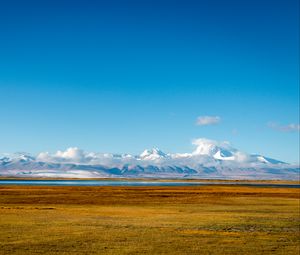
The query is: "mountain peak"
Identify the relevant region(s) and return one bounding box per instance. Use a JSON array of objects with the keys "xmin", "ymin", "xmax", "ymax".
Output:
[
  {"xmin": 140, "ymin": 148, "xmax": 168, "ymax": 160},
  {"xmin": 192, "ymin": 138, "xmax": 235, "ymax": 160}
]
